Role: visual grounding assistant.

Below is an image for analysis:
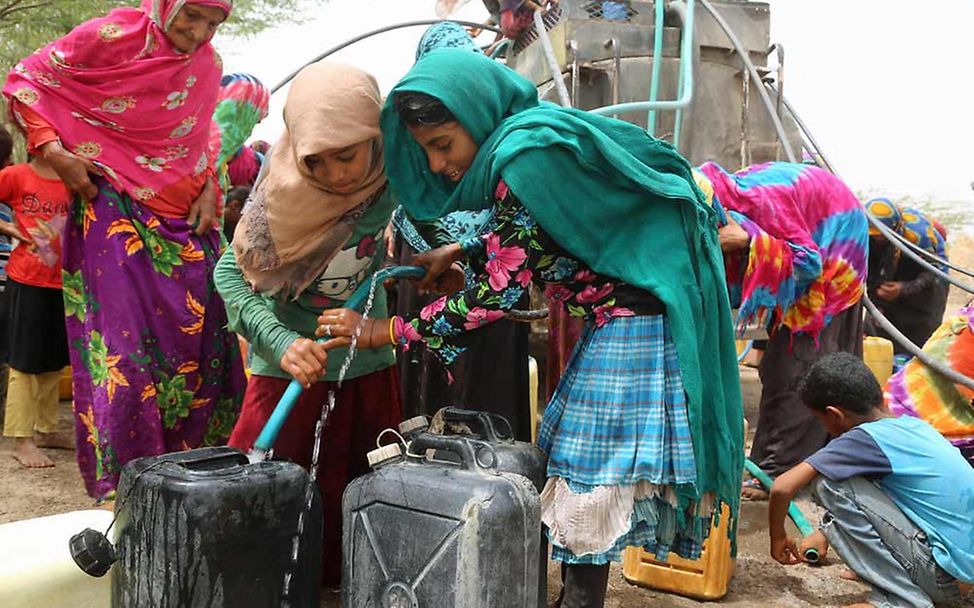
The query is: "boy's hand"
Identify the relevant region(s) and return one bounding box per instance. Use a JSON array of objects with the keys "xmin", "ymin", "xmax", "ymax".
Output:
[{"xmin": 770, "ymin": 534, "xmax": 803, "ymax": 565}]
